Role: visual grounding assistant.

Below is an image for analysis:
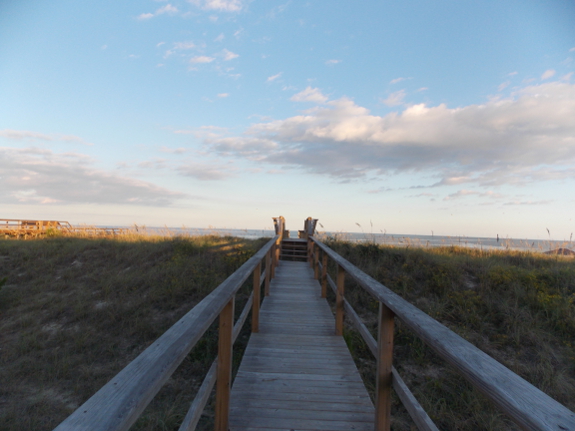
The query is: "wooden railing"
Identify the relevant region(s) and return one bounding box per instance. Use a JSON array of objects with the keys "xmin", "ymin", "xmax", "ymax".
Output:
[
  {"xmin": 309, "ymin": 236, "xmax": 575, "ymax": 431},
  {"xmin": 0, "ymin": 219, "xmax": 127, "ymax": 237},
  {"xmin": 53, "ymin": 217, "xmax": 285, "ymax": 431}
]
